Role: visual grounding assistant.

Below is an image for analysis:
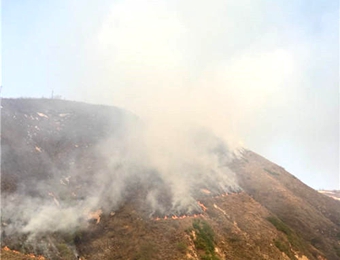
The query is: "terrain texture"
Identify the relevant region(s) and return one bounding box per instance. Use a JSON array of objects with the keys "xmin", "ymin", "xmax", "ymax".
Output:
[{"xmin": 1, "ymin": 98, "xmax": 340, "ymax": 260}]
